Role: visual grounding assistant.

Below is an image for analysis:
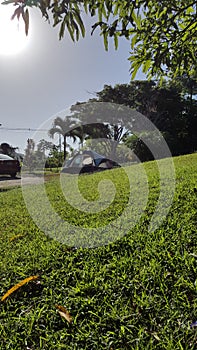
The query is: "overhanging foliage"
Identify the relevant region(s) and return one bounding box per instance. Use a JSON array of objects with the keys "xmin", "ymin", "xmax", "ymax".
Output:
[{"xmin": 3, "ymin": 0, "xmax": 197, "ymax": 78}]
